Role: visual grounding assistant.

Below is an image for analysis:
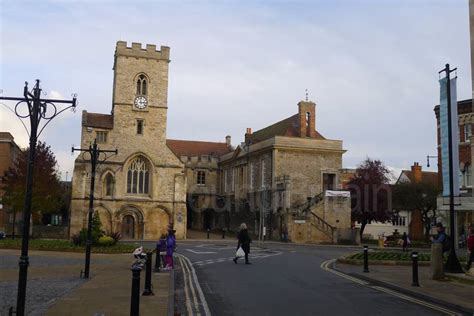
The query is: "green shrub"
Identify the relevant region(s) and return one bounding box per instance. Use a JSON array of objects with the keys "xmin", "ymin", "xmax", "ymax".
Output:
[{"xmin": 98, "ymin": 236, "xmax": 115, "ymax": 247}]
